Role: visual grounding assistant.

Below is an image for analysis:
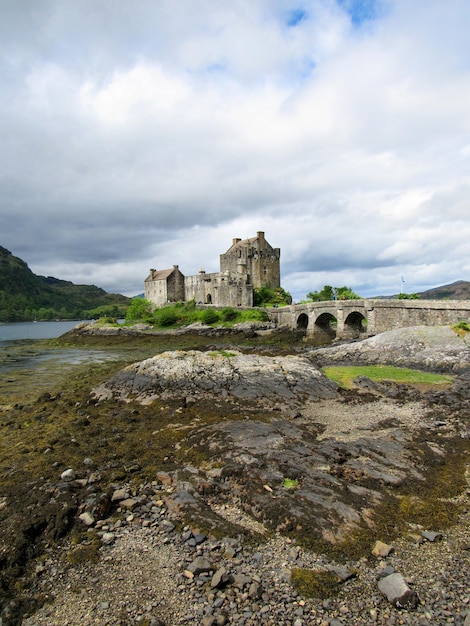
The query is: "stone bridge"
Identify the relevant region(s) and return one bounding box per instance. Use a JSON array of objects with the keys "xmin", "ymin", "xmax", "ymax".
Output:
[{"xmin": 267, "ymin": 299, "xmax": 470, "ymax": 339}]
